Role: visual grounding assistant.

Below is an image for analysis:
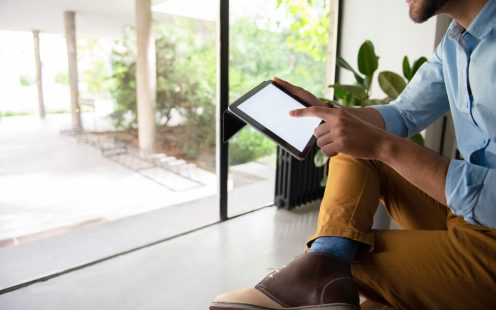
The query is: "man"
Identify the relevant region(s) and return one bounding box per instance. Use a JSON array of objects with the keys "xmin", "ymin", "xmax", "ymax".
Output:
[{"xmin": 210, "ymin": 0, "xmax": 496, "ymax": 308}]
